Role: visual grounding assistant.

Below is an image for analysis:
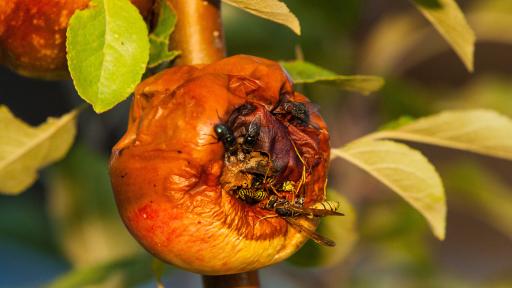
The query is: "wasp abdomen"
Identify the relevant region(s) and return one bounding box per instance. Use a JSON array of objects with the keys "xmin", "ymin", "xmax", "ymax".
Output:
[
  {"xmin": 236, "ymin": 188, "xmax": 268, "ymax": 204},
  {"xmin": 310, "ymin": 201, "xmax": 339, "ymax": 212}
]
